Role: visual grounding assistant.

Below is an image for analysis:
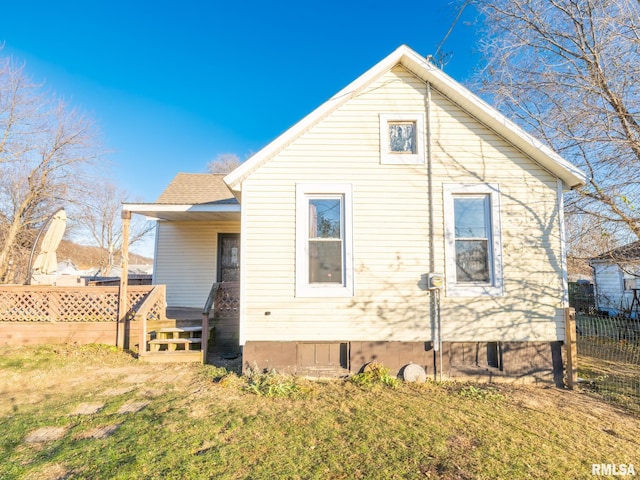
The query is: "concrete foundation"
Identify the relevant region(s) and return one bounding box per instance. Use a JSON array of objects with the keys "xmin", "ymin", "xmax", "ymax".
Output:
[{"xmin": 242, "ymin": 340, "xmax": 564, "ymax": 385}]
